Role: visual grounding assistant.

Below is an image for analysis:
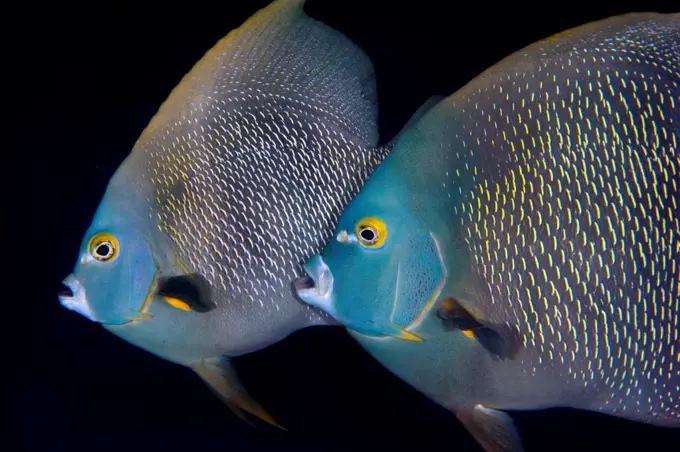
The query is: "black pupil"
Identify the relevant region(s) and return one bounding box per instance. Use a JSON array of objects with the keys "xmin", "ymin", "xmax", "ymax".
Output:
[
  {"xmin": 96, "ymin": 243, "xmax": 111, "ymax": 257},
  {"xmin": 360, "ymin": 228, "xmax": 376, "ymax": 242}
]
